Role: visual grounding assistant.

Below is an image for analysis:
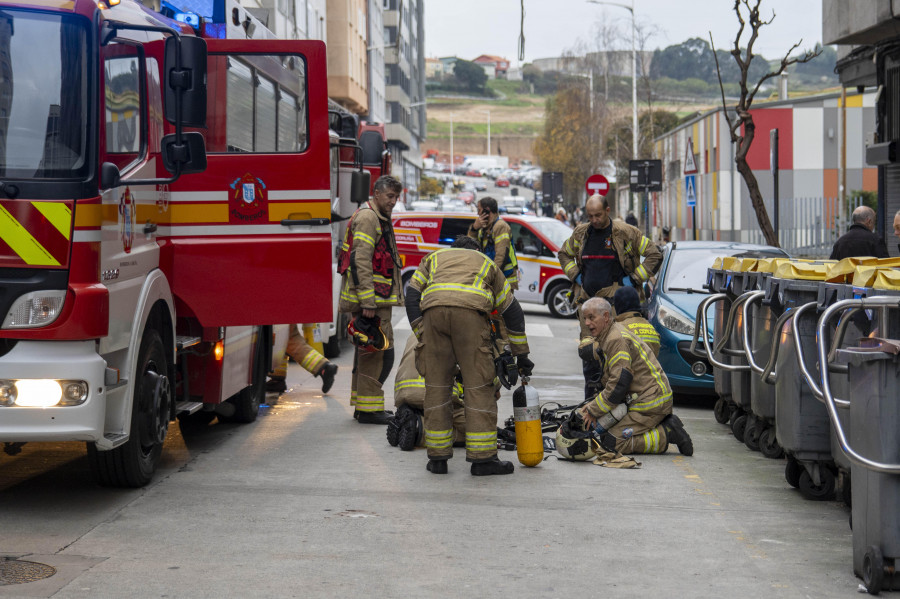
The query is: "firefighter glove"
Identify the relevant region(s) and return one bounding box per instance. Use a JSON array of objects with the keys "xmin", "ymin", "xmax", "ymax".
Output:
[
  {"xmin": 516, "ymin": 354, "xmax": 534, "ymax": 377},
  {"xmin": 578, "ymin": 337, "xmax": 596, "ymax": 362}
]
